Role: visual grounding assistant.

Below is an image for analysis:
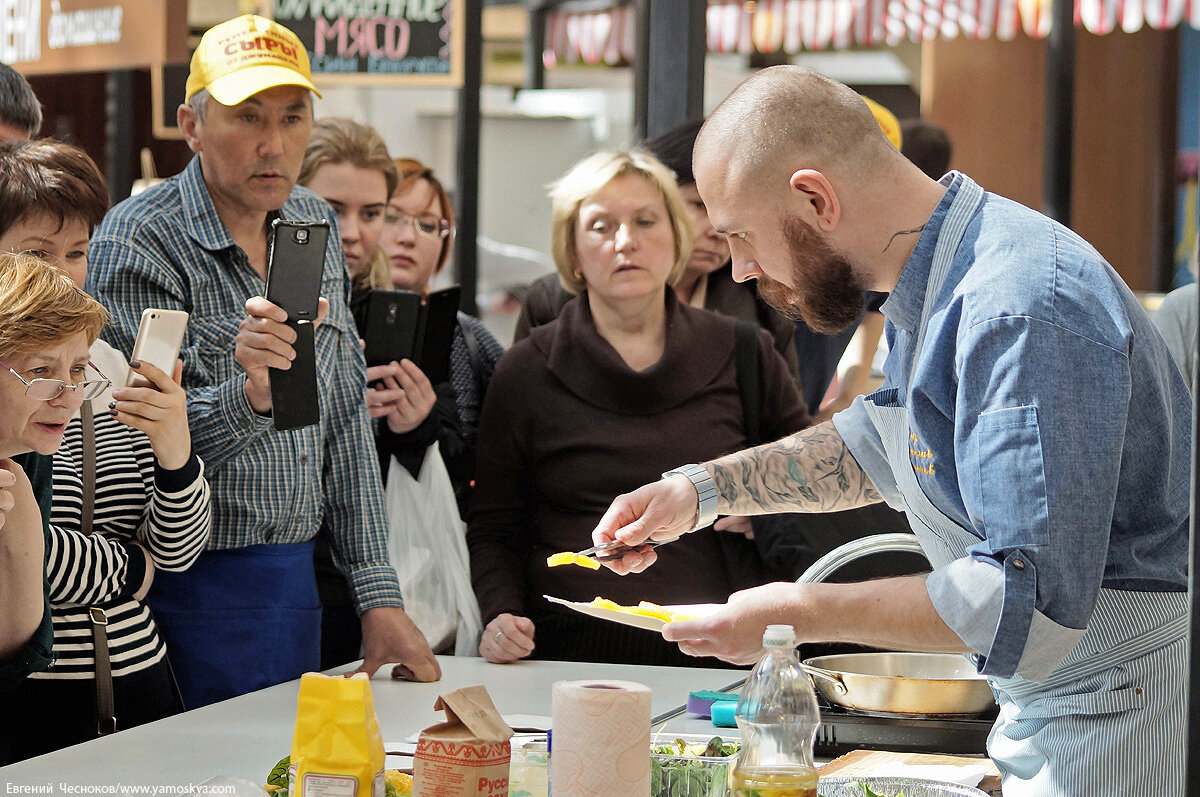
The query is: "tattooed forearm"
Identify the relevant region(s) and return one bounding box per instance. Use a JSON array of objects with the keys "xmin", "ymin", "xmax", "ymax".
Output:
[{"xmin": 708, "ymin": 421, "xmax": 882, "ymax": 515}]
